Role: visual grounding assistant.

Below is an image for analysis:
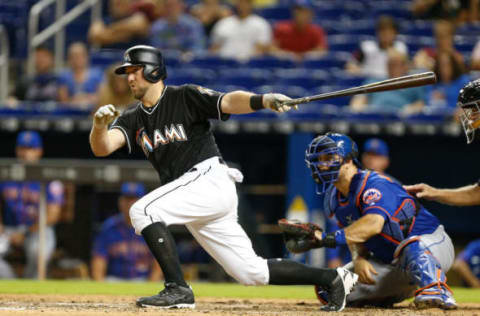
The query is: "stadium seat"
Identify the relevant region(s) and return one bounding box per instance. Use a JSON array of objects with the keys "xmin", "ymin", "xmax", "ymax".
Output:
[
  {"xmin": 218, "ymin": 68, "xmax": 270, "ymax": 90},
  {"xmin": 246, "ymin": 56, "xmax": 295, "ymax": 69},
  {"xmin": 90, "ymin": 50, "xmax": 124, "ymax": 68},
  {"xmin": 274, "ymin": 68, "xmax": 330, "ymax": 90},
  {"xmin": 332, "ymin": 71, "xmax": 366, "ymax": 88},
  {"xmin": 166, "ymin": 68, "xmax": 216, "ymax": 86},
  {"xmin": 258, "ymin": 6, "xmax": 291, "ymax": 21},
  {"xmin": 302, "ymin": 52, "xmax": 351, "ymax": 70},
  {"xmin": 328, "ymin": 35, "xmax": 369, "ymax": 53},
  {"xmin": 186, "ymin": 54, "xmax": 239, "ymax": 69}
]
